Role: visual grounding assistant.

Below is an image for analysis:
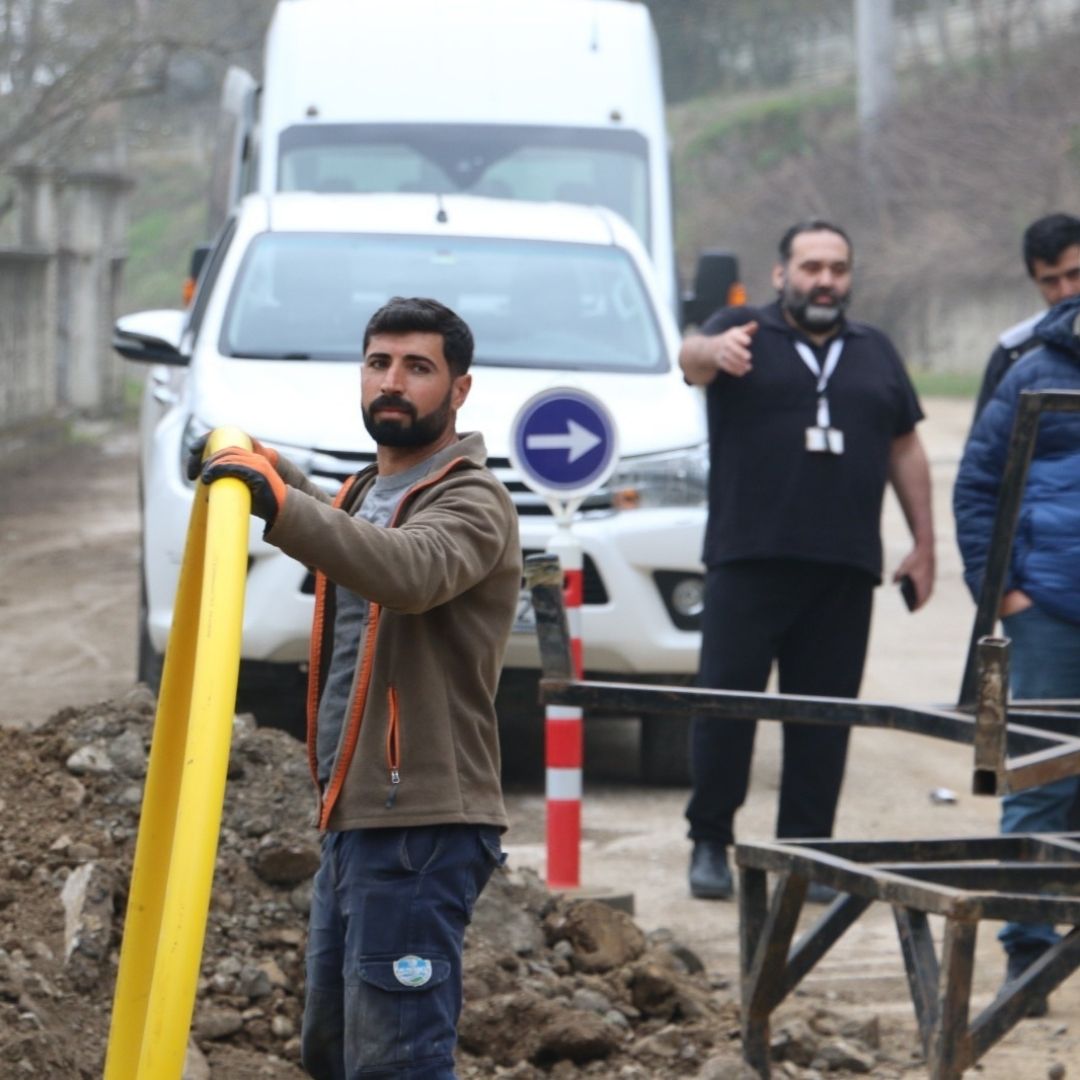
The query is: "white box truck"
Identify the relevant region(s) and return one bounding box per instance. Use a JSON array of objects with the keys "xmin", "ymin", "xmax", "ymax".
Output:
[{"xmin": 211, "ymin": 0, "xmax": 694, "ymax": 314}]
